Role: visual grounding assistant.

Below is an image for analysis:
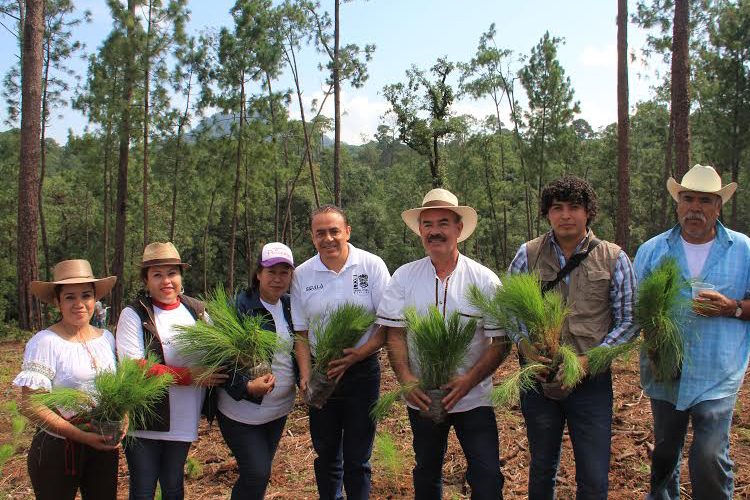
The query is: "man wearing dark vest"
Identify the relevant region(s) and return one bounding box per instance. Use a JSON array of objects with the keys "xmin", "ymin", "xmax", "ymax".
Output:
[{"xmin": 508, "ymin": 176, "xmax": 638, "ymax": 499}]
